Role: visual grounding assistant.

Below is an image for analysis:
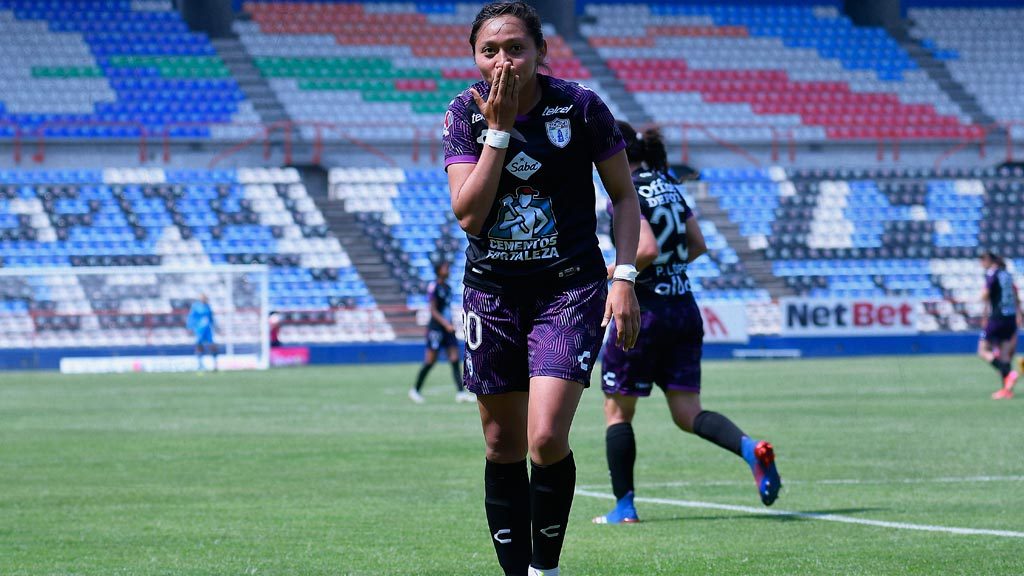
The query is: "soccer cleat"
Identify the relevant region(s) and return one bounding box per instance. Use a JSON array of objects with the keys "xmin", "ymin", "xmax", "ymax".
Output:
[
  {"xmin": 742, "ymin": 437, "xmax": 781, "ymax": 506},
  {"xmin": 528, "ymin": 566, "xmax": 559, "ymax": 576},
  {"xmin": 592, "ymin": 491, "xmax": 639, "ymax": 524},
  {"xmin": 408, "ymin": 389, "xmax": 425, "ymax": 404},
  {"xmin": 992, "ymin": 388, "xmax": 1014, "ymax": 400},
  {"xmin": 455, "ymin": 390, "xmax": 476, "ymax": 403},
  {"xmin": 1004, "ymin": 370, "xmax": 1018, "ymax": 392}
]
